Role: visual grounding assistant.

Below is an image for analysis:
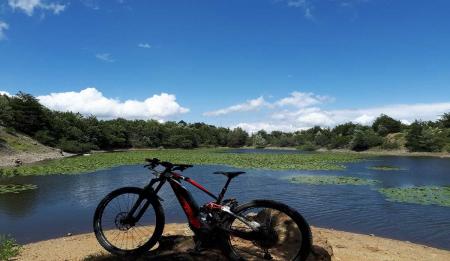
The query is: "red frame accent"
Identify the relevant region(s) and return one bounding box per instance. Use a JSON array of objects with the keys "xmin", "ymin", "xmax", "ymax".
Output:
[
  {"xmin": 168, "ymin": 172, "xmax": 220, "ymax": 229},
  {"xmin": 169, "ymin": 178, "xmax": 202, "ymax": 229},
  {"xmin": 186, "ymin": 178, "xmax": 213, "ymax": 196}
]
